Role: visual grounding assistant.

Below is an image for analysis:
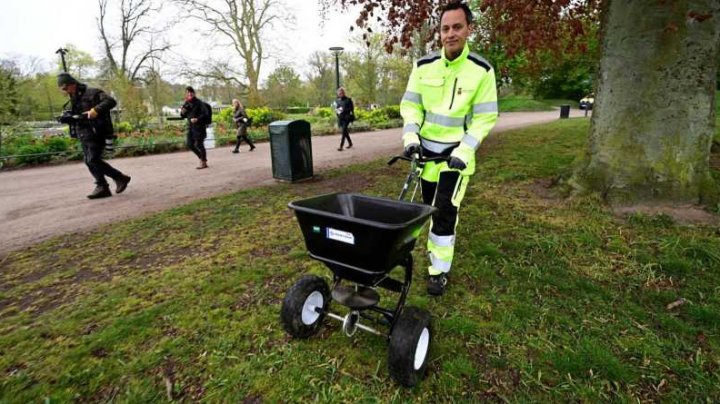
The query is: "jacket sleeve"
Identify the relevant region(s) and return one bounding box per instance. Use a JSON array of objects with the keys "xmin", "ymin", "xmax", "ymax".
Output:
[
  {"xmin": 400, "ymin": 64, "xmax": 424, "ymax": 147},
  {"xmin": 450, "ymin": 68, "xmax": 498, "ymax": 165},
  {"xmin": 93, "ymin": 90, "xmax": 117, "ymax": 114}
]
